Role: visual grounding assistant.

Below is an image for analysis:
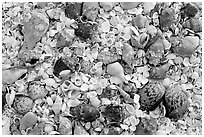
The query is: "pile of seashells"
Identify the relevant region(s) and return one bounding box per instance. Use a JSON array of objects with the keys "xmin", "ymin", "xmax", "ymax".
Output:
[{"xmin": 2, "ymin": 2, "xmax": 202, "ymax": 135}]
